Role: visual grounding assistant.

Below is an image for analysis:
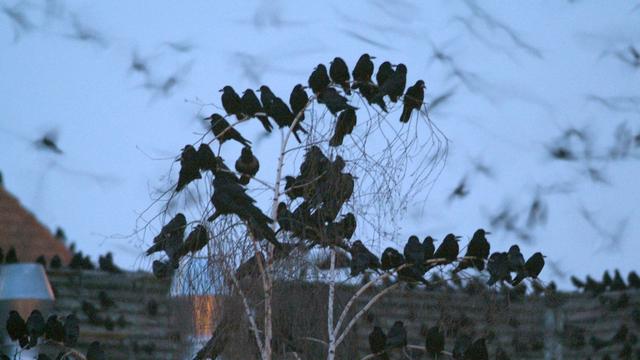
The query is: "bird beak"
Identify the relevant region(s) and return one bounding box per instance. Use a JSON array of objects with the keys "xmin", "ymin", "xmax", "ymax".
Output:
[
  {"xmin": 256, "ymin": 89, "xmax": 261, "ymax": 92},
  {"xmin": 485, "ymin": 231, "xmax": 492, "ymax": 234},
  {"xmin": 218, "ymin": 89, "xmax": 223, "ymax": 92},
  {"xmin": 370, "ymin": 56, "xmax": 377, "ymax": 59}
]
